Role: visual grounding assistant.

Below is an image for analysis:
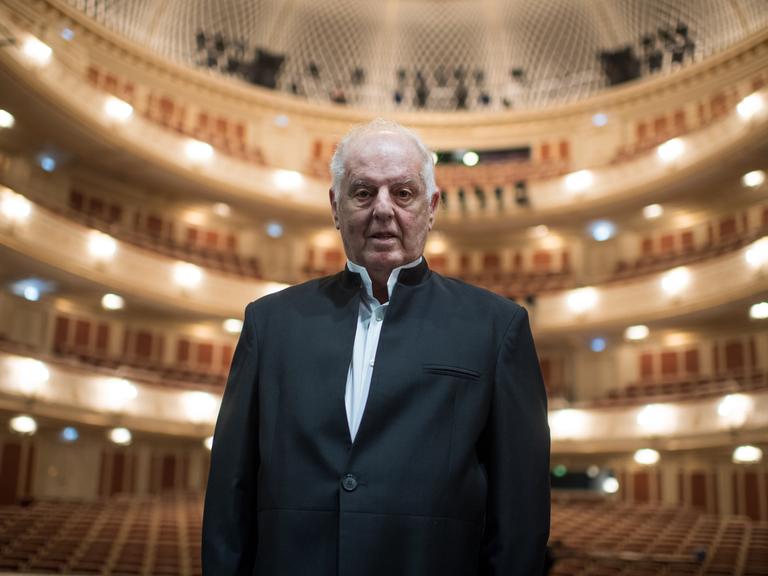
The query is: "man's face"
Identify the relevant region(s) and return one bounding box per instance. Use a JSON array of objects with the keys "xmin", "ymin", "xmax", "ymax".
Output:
[{"xmin": 330, "ymin": 131, "xmax": 439, "ymax": 274}]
